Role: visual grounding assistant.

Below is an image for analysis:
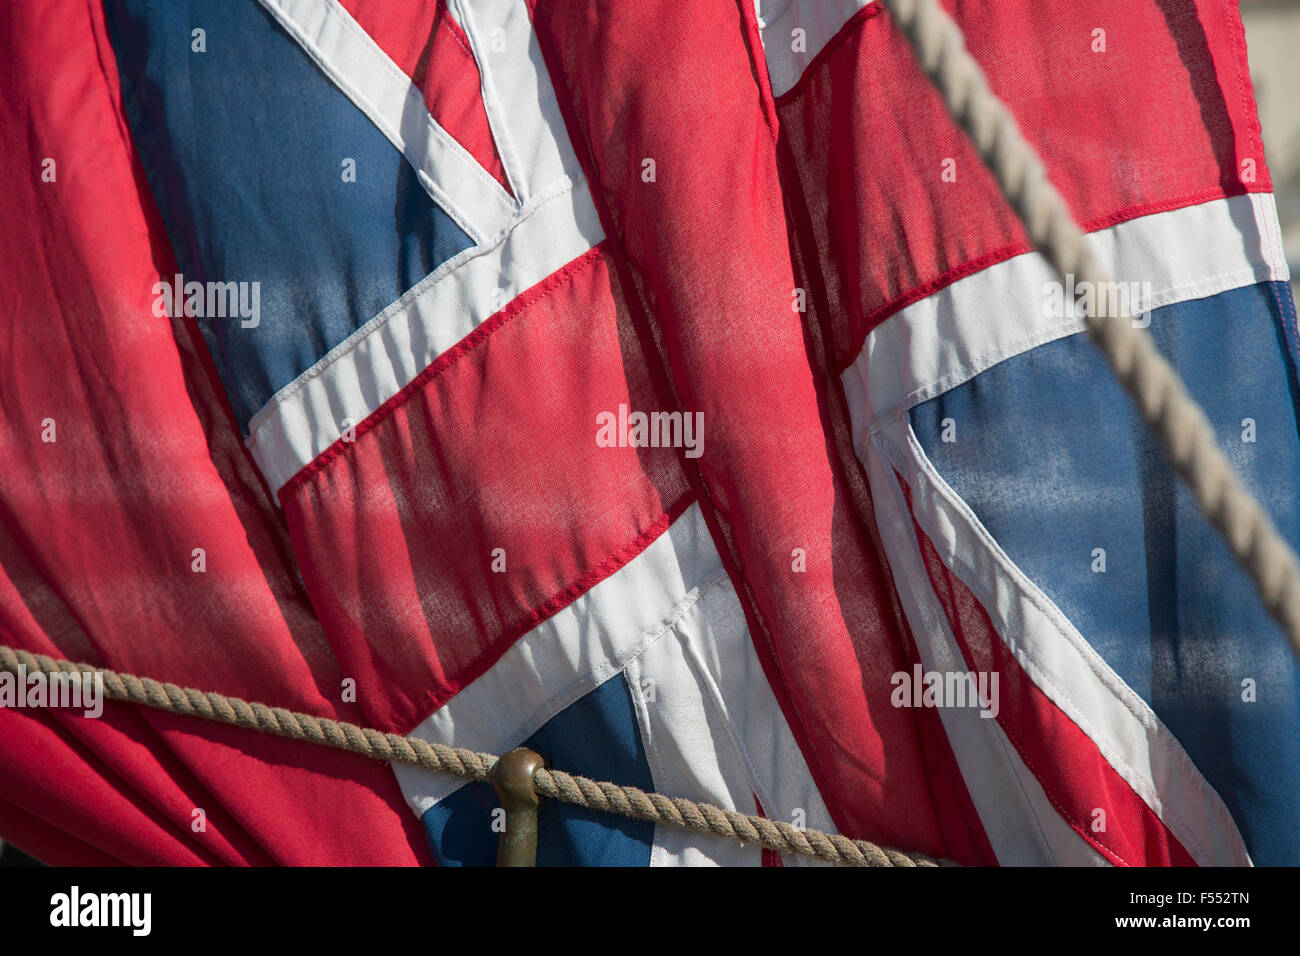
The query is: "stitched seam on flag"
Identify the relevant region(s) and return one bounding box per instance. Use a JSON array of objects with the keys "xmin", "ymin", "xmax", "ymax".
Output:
[
  {"xmin": 902, "ymin": 494, "xmax": 1135, "ymax": 865},
  {"xmin": 981, "ymin": 701, "xmax": 1067, "ymax": 865},
  {"xmin": 1224, "ymin": 0, "xmax": 1270, "ymax": 192},
  {"xmin": 1278, "ymin": 283, "xmax": 1300, "ymax": 384},
  {"xmin": 1255, "ymin": 193, "xmax": 1290, "ymax": 282},
  {"xmin": 278, "ymin": 241, "xmax": 604, "ymax": 500},
  {"xmin": 392, "ymin": 492, "xmax": 696, "ymax": 737},
  {"xmin": 534, "ymin": 569, "xmax": 734, "ymax": 751},
  {"xmin": 871, "ymin": 449, "xmax": 1064, "ymax": 864},
  {"xmin": 879, "ymin": 451, "xmax": 1070, "ymax": 864},
  {"xmin": 407, "ymin": 565, "xmax": 733, "ymax": 810},
  {"xmin": 447, "ymin": 0, "xmax": 575, "ymax": 204},
  {"xmin": 861, "ymin": 262, "xmax": 1279, "ymax": 443},
  {"xmin": 623, "ymin": 658, "xmax": 670, "ymax": 863},
  {"xmin": 446, "ymin": 0, "xmax": 519, "ymax": 196},
  {"xmin": 309, "ymin": 0, "xmax": 511, "ymax": 203},
  {"xmin": 915, "ymin": 534, "xmax": 1135, "ymax": 863},
  {"xmin": 525, "ymin": 9, "xmax": 848, "ymax": 839},
  {"xmin": 671, "ymin": 607, "xmax": 779, "ymax": 820},
  {"xmin": 627, "ymin": 658, "xmax": 673, "ymax": 858},
  {"xmin": 771, "ymin": 2, "xmax": 885, "ymax": 106},
  {"xmin": 262, "ymin": 0, "xmax": 514, "ymax": 213},
  {"xmin": 441, "ymin": 8, "xmax": 476, "ymax": 61},
  {"xmin": 1249, "ymin": 194, "xmax": 1278, "ymax": 277},
  {"xmin": 838, "ymin": 189, "xmax": 1273, "ymax": 376},
  {"xmin": 887, "ymin": 428, "xmax": 1223, "ymax": 863},
  {"xmin": 897, "ymin": 460, "xmax": 1181, "ymax": 867},
  {"xmin": 740, "ymin": 0, "xmax": 781, "ymax": 141},
  {"xmin": 1266, "ymin": 280, "xmax": 1300, "ymax": 430},
  {"xmin": 892, "ymin": 424, "xmax": 1214, "ymax": 856},
  {"xmin": 255, "ymin": 0, "xmax": 514, "ymax": 246},
  {"xmin": 1256, "ymin": 195, "xmax": 1276, "ymax": 274},
  {"xmin": 985, "ymin": 704, "xmax": 1132, "ymax": 866},
  {"xmin": 245, "ymin": 175, "xmax": 582, "ymax": 441},
  {"xmin": 885, "ymin": 427, "xmax": 1234, "ymax": 865}
]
